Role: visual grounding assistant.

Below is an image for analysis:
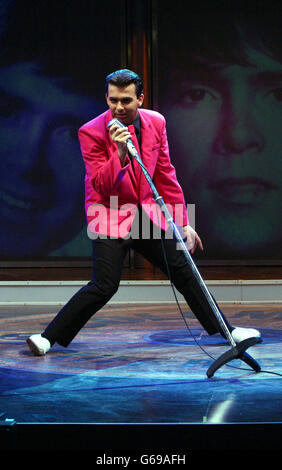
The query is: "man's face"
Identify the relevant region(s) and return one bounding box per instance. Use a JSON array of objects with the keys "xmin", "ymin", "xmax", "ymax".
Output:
[
  {"xmin": 164, "ymin": 47, "xmax": 282, "ymax": 257},
  {"xmin": 106, "ymin": 83, "xmax": 144, "ymax": 124},
  {"xmin": 0, "ymin": 62, "xmax": 96, "ymax": 256}
]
